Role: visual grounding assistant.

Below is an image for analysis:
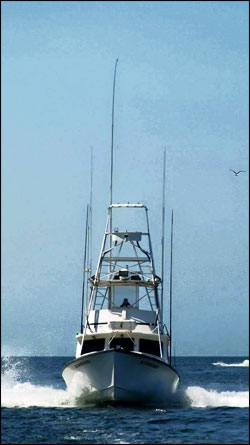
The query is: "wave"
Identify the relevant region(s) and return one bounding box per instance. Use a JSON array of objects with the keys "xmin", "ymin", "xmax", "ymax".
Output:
[
  {"xmin": 185, "ymin": 386, "xmax": 249, "ymax": 408},
  {"xmin": 212, "ymin": 359, "xmax": 249, "ymax": 367},
  {"xmin": 2, "ymin": 357, "xmax": 75, "ymax": 408},
  {"xmin": 1, "ymin": 357, "xmax": 249, "ymax": 409},
  {"xmin": 2, "ymin": 381, "xmax": 75, "ymax": 408}
]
